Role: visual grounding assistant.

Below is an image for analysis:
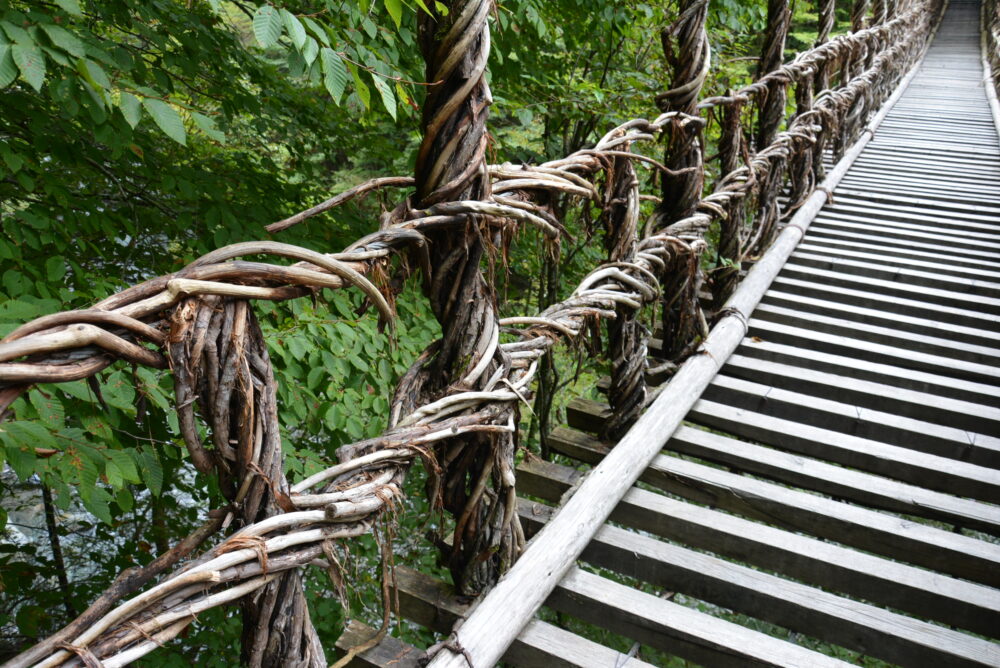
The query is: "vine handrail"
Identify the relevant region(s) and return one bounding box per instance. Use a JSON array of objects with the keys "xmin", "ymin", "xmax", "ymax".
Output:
[{"xmin": 0, "ymin": 0, "xmax": 945, "ymax": 665}]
